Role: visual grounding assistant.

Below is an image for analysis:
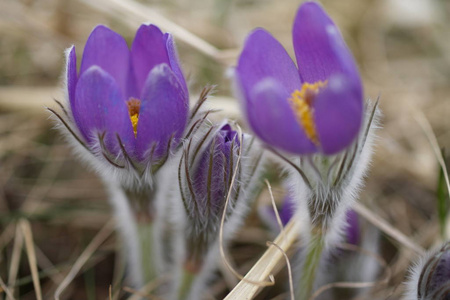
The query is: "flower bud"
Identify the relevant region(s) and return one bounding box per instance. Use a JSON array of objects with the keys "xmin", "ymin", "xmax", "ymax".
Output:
[
  {"xmin": 407, "ymin": 241, "xmax": 450, "ymax": 300},
  {"xmin": 179, "ymin": 124, "xmax": 242, "ymax": 264},
  {"xmin": 175, "ymin": 122, "xmax": 264, "ymax": 299}
]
